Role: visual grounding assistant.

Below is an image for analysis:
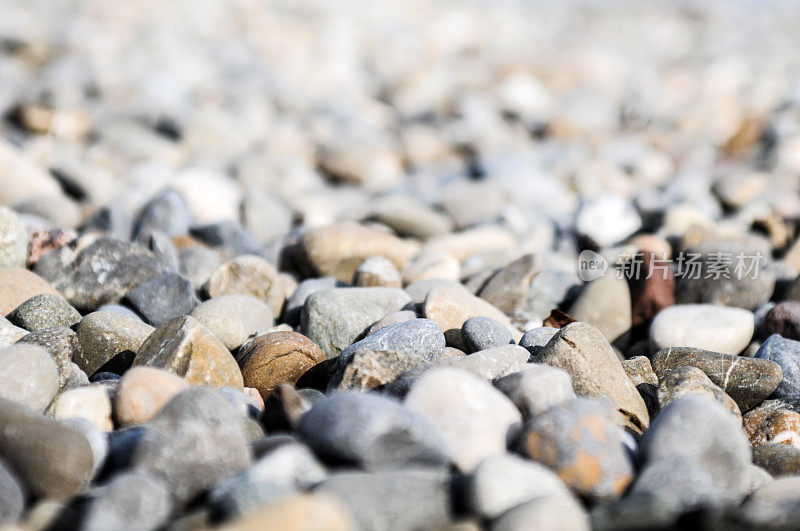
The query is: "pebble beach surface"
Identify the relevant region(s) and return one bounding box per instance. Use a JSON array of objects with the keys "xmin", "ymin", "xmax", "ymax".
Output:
[{"xmin": 2, "ymin": 0, "xmax": 800, "ymax": 529}]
